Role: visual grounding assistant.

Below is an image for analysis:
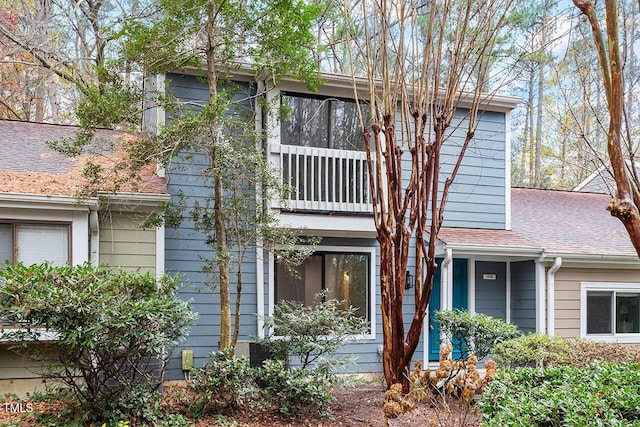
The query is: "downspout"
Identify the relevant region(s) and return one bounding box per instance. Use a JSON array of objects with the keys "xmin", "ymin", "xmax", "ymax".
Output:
[
  {"xmin": 89, "ymin": 208, "xmax": 99, "ymax": 266},
  {"xmin": 443, "ymin": 248, "xmax": 453, "ymax": 310},
  {"xmin": 546, "ymin": 257, "xmax": 562, "ymax": 336},
  {"xmin": 535, "ymin": 256, "xmax": 546, "ymax": 334}
]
